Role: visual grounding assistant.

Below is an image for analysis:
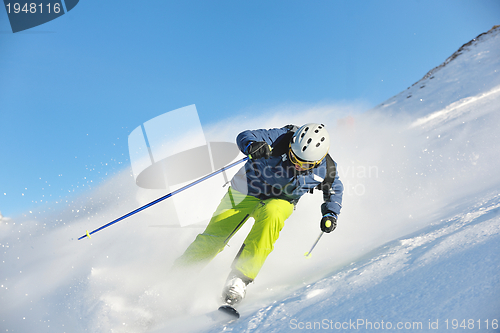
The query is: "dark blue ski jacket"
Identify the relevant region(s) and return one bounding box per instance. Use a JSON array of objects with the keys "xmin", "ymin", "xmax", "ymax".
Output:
[{"xmin": 230, "ymin": 125, "xmax": 343, "ymax": 217}]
